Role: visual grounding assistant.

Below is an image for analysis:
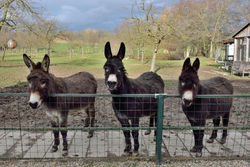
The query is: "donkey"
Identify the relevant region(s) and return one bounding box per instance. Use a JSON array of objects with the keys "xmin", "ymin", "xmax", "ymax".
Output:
[
  {"xmin": 23, "ymin": 54, "xmax": 97, "ymax": 156},
  {"xmin": 103, "ymin": 42, "xmax": 164, "ymax": 155},
  {"xmin": 178, "ymin": 58, "xmax": 233, "ymax": 157}
]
